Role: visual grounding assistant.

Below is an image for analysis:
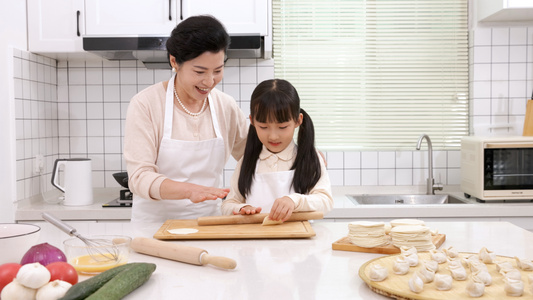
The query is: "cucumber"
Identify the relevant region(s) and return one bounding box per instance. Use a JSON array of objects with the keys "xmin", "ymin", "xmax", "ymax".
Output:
[
  {"xmin": 85, "ymin": 263, "xmax": 156, "ymax": 300},
  {"xmin": 59, "ymin": 263, "xmax": 137, "ymax": 300}
]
